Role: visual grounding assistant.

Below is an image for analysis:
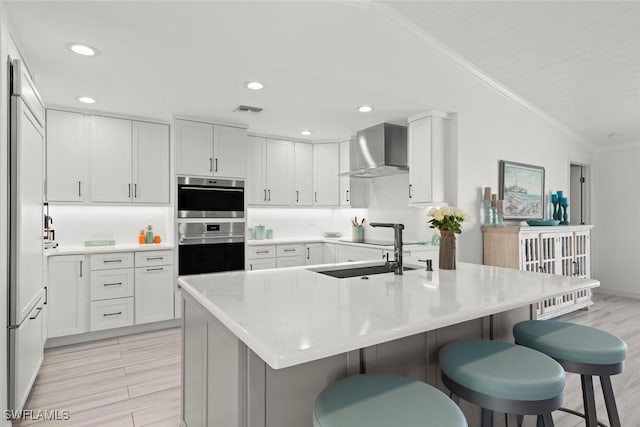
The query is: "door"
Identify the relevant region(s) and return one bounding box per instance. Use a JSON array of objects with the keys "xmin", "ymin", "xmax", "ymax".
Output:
[
  {"xmin": 293, "ymin": 142, "xmax": 313, "ymax": 206},
  {"xmin": 91, "ymin": 116, "xmax": 133, "ymax": 202},
  {"xmin": 213, "ymin": 125, "xmax": 247, "ymax": 179},
  {"xmin": 339, "ymin": 140, "xmax": 350, "ymax": 206},
  {"xmin": 175, "ymin": 119, "xmax": 214, "ymax": 176},
  {"xmin": 247, "ymin": 136, "xmax": 267, "ymax": 205},
  {"xmin": 133, "ymin": 121, "xmax": 170, "ymax": 203},
  {"xmin": 10, "ymin": 97, "xmax": 45, "ymax": 326},
  {"xmin": 47, "ymin": 255, "xmax": 87, "ymax": 338},
  {"xmin": 313, "ymin": 143, "xmax": 339, "ymax": 206},
  {"xmin": 135, "ymin": 265, "xmax": 175, "ymax": 324},
  {"xmin": 305, "ymin": 243, "xmax": 324, "ymax": 265},
  {"xmin": 45, "ymin": 110, "xmax": 86, "ymax": 201},
  {"xmin": 266, "ymin": 139, "xmax": 291, "ymax": 206}
]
